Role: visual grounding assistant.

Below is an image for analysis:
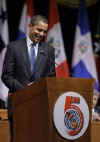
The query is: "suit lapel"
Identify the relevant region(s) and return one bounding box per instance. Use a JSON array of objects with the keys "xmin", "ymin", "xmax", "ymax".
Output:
[
  {"xmin": 22, "ymin": 39, "xmax": 32, "ymax": 76},
  {"xmin": 34, "ymin": 42, "xmax": 47, "ymax": 74}
]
